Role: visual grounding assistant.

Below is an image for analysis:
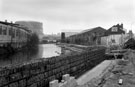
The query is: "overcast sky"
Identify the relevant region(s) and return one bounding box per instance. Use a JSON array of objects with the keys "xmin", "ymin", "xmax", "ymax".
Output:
[{"xmin": 0, "ymin": 0, "xmax": 135, "ymax": 34}]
